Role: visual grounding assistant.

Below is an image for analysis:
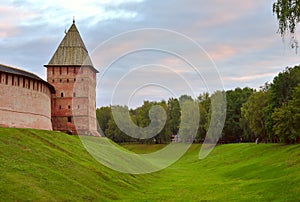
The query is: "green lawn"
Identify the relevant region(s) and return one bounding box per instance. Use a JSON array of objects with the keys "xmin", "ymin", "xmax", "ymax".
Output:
[{"xmin": 0, "ymin": 128, "xmax": 299, "ymax": 201}]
